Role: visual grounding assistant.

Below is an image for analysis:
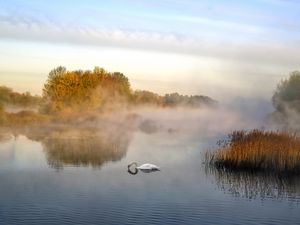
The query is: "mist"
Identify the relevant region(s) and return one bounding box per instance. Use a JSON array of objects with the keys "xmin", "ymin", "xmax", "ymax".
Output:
[
  {"xmin": 1, "ymin": 66, "xmax": 299, "ymax": 171},
  {"xmin": 52, "ymin": 97, "xmax": 274, "ymax": 143}
]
